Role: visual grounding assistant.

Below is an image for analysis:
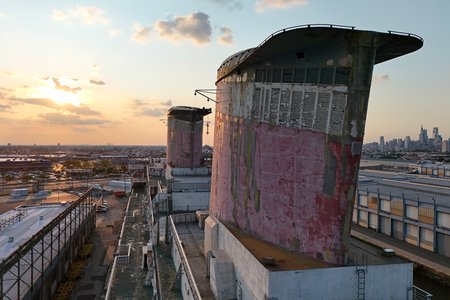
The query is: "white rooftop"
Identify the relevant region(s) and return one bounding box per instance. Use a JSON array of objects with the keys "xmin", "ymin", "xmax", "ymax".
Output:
[{"xmin": 0, "ymin": 204, "xmax": 67, "ymax": 260}]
